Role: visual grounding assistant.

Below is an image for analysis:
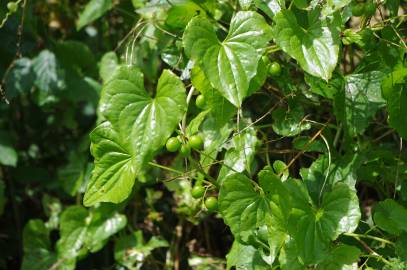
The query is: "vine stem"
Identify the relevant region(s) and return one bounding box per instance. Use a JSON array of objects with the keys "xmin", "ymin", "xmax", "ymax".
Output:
[
  {"xmin": 181, "ymin": 86, "xmax": 195, "ymax": 136},
  {"xmin": 344, "ymin": 232, "xmax": 395, "ymax": 246}
]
